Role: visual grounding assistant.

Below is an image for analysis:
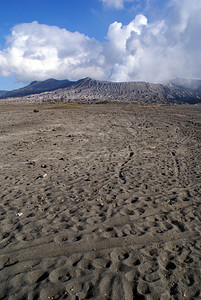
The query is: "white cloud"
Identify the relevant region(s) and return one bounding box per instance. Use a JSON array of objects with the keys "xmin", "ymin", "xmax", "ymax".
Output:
[
  {"xmin": 107, "ymin": 15, "xmax": 147, "ymax": 52},
  {"xmin": 99, "ymin": 0, "xmax": 132, "ymax": 9},
  {"xmin": 0, "ymin": 21, "xmax": 105, "ymax": 83},
  {"xmin": 0, "ymin": 0, "xmax": 201, "ymax": 84},
  {"xmin": 107, "ymin": 0, "xmax": 201, "ymax": 82}
]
